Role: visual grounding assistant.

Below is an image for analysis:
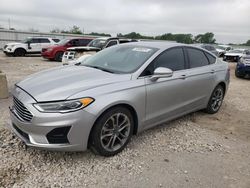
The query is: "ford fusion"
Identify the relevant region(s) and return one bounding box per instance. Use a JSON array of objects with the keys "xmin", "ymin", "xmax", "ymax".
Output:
[{"xmin": 10, "ymin": 42, "xmax": 230, "ymax": 156}]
